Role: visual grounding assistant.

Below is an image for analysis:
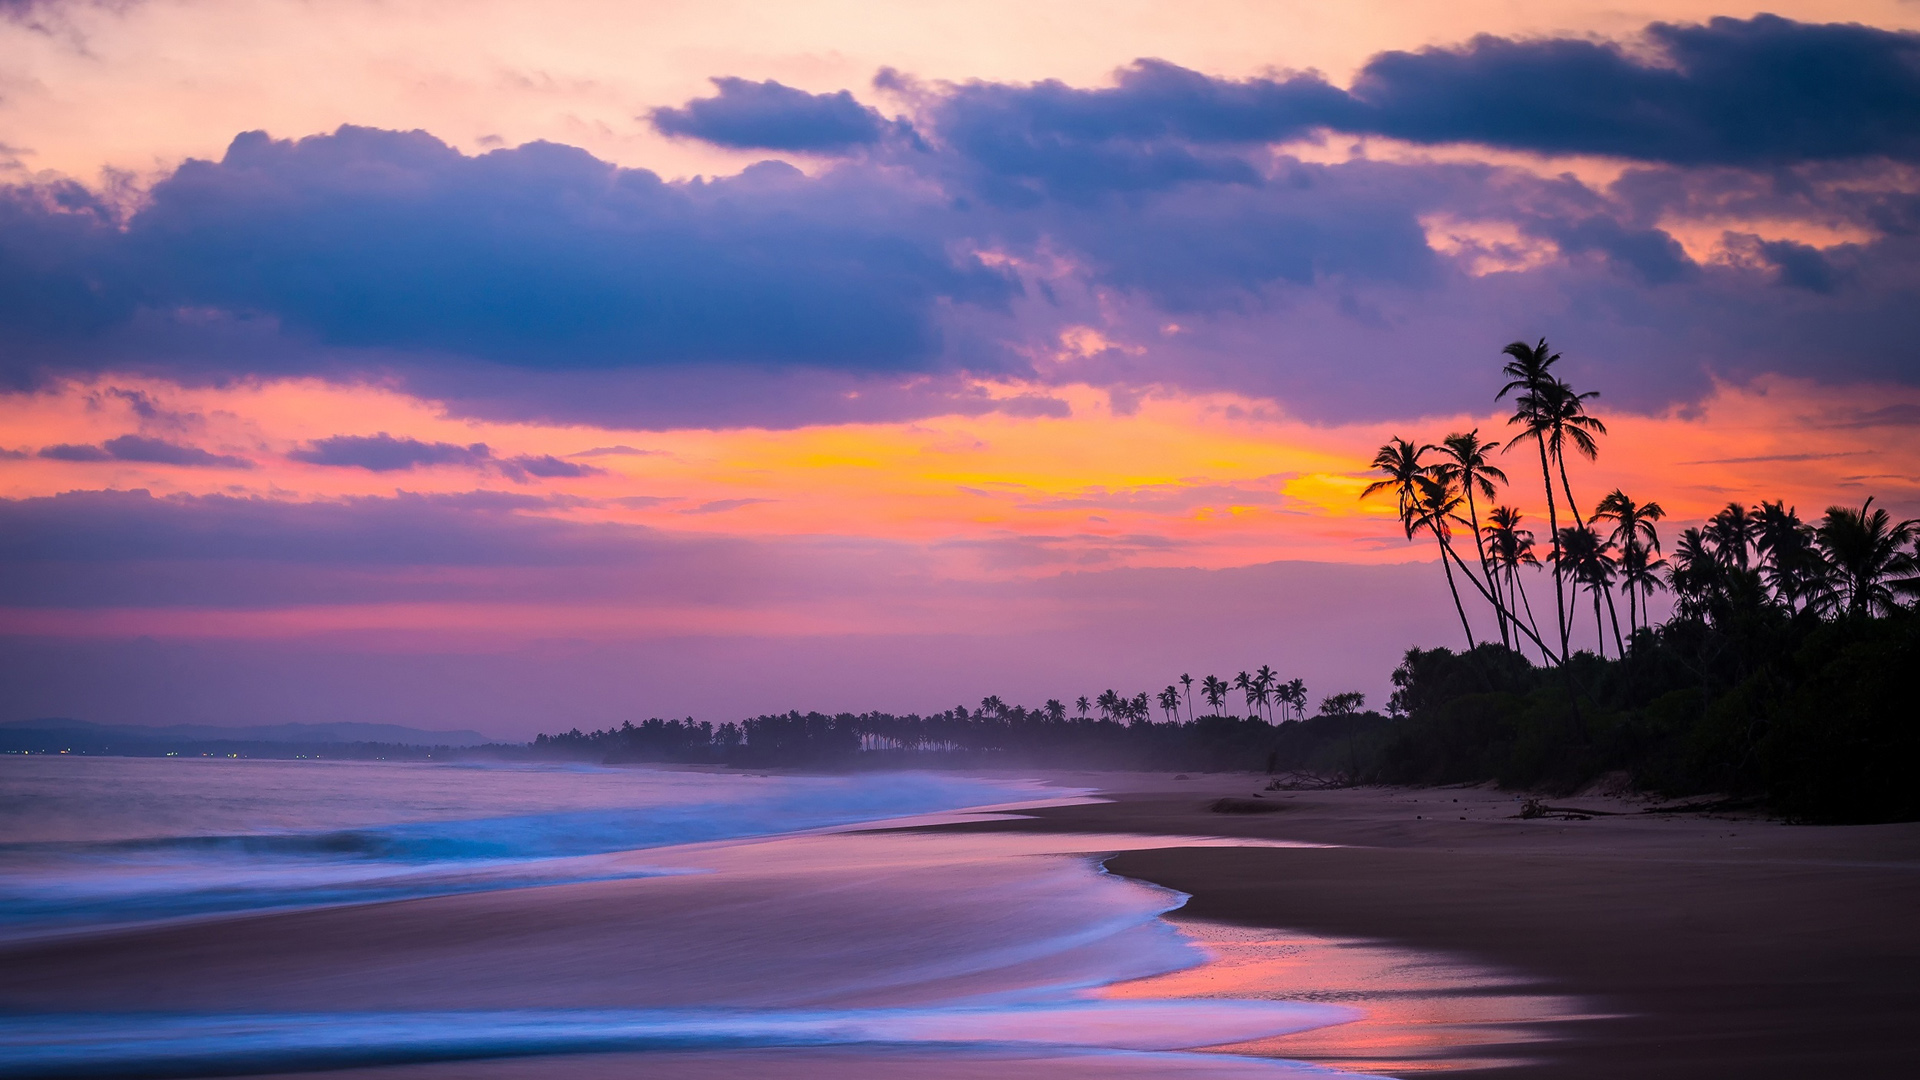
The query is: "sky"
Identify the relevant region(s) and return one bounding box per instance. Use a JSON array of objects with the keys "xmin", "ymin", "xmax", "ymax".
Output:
[{"xmin": 3, "ymin": 0, "xmax": 1918, "ymax": 737}]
